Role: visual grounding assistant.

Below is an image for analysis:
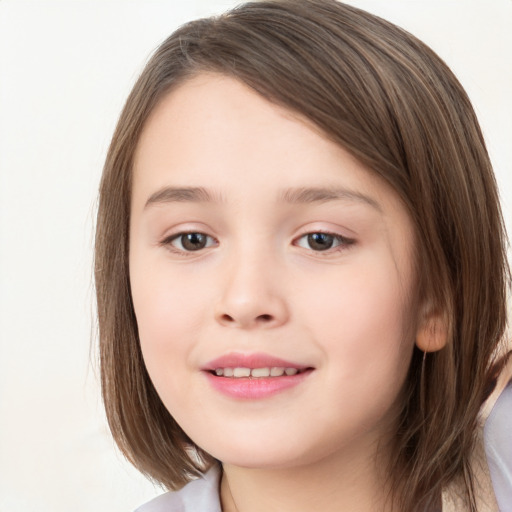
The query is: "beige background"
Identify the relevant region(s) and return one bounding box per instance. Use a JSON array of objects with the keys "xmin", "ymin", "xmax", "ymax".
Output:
[{"xmin": 0, "ymin": 1, "xmax": 510, "ymax": 510}]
